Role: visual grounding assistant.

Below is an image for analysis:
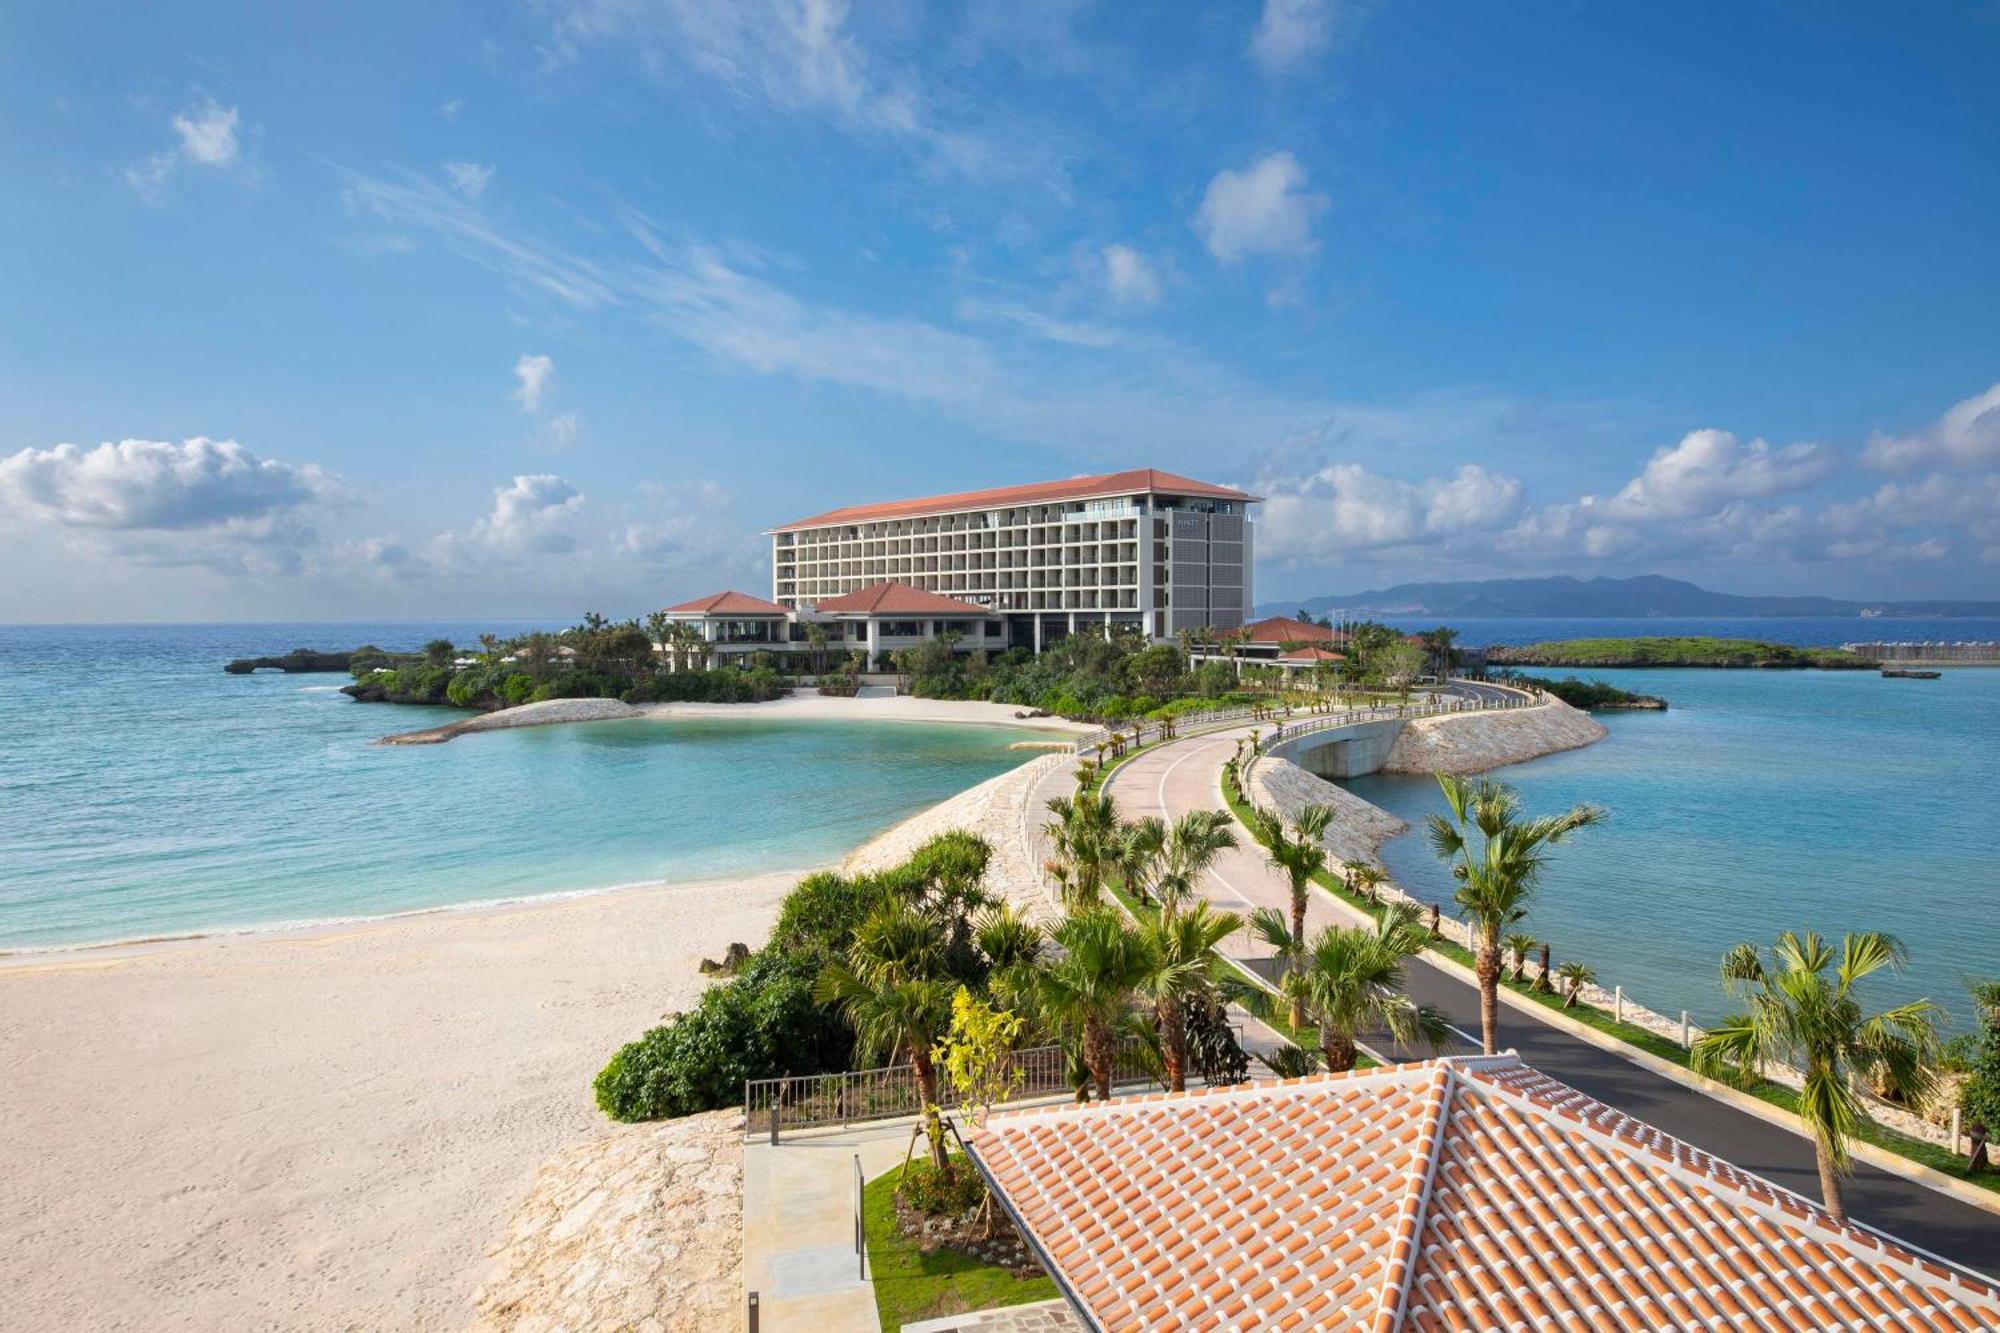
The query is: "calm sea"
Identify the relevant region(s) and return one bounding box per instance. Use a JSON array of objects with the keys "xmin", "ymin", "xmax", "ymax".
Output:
[
  {"xmin": 0, "ymin": 622, "xmax": 1026, "ymax": 949},
  {"xmin": 1343, "ymin": 666, "xmax": 2000, "ymax": 1031}
]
